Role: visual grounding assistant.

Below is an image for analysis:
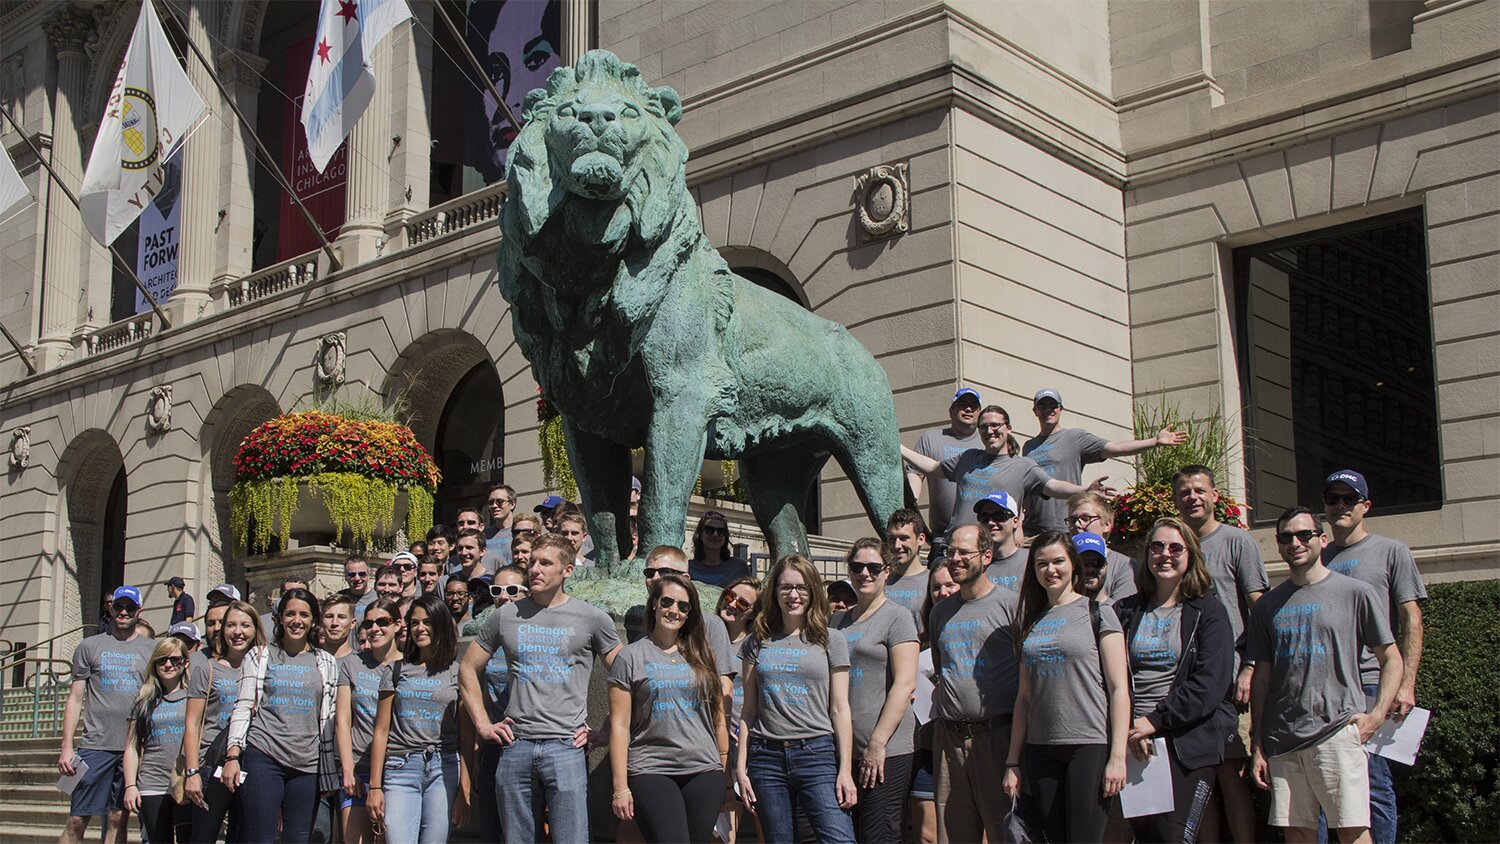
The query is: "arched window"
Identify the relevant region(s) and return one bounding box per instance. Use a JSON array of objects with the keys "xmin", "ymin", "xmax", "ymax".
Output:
[
  {"xmin": 433, "ymin": 361, "xmax": 506, "ymax": 521},
  {"xmin": 99, "ymin": 466, "xmax": 128, "ymax": 609}
]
